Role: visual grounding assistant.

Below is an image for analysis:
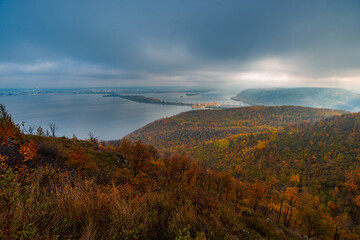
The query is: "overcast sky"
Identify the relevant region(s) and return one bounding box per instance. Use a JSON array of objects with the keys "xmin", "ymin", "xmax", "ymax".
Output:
[{"xmin": 1, "ymin": 0, "xmax": 360, "ymax": 90}]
